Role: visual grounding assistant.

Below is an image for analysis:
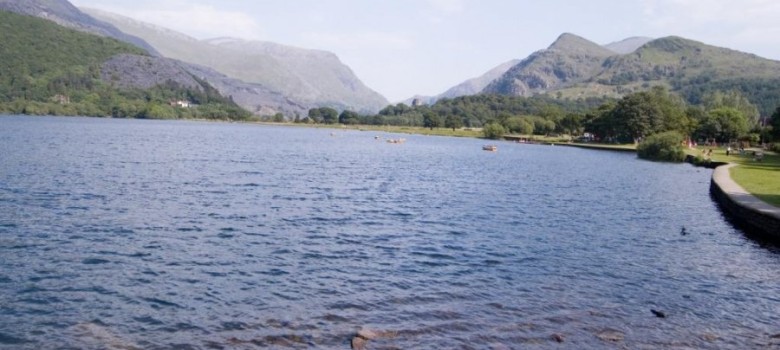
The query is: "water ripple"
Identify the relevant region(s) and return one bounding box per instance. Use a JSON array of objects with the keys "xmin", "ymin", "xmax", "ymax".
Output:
[{"xmin": 0, "ymin": 116, "xmax": 778, "ymax": 349}]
